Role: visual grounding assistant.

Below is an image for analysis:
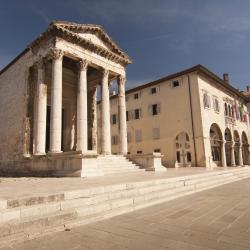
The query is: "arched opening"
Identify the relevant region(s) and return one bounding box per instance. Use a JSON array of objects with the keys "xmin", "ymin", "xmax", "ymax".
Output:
[
  {"xmin": 210, "ymin": 123, "xmax": 223, "ymax": 166},
  {"xmin": 234, "ymin": 130, "xmax": 240, "ymax": 165},
  {"xmin": 225, "ymin": 128, "xmax": 232, "ymax": 166},
  {"xmin": 242, "ymin": 131, "xmax": 249, "ymax": 165},
  {"xmin": 175, "ymin": 132, "xmax": 191, "ymax": 167}
]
